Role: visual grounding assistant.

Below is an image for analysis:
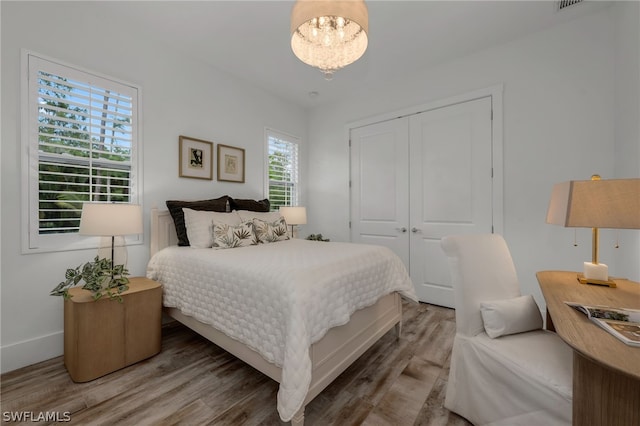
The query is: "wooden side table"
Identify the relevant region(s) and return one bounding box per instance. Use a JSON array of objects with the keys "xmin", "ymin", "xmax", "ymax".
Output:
[{"xmin": 64, "ymin": 277, "xmax": 162, "ymax": 382}]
